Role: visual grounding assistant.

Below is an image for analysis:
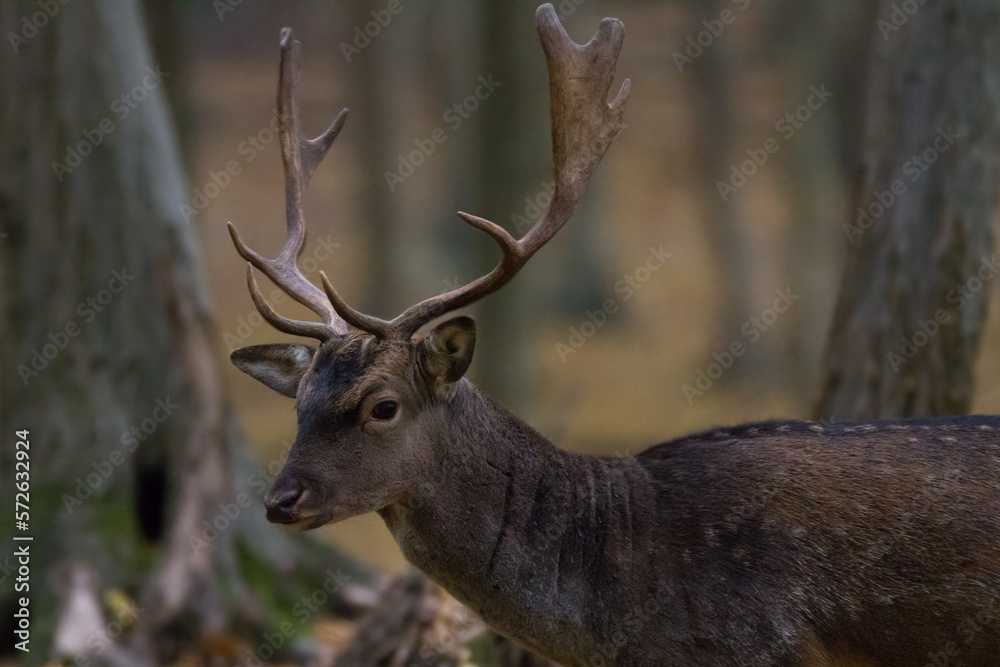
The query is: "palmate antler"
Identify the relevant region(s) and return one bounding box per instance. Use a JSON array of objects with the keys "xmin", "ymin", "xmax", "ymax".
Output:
[{"xmin": 232, "ymin": 5, "xmax": 630, "ymax": 342}]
